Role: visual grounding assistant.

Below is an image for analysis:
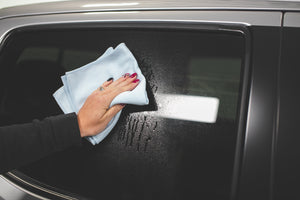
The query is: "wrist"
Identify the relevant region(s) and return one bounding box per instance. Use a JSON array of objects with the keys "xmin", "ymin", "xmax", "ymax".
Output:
[{"xmin": 77, "ymin": 113, "xmax": 86, "ymax": 138}]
